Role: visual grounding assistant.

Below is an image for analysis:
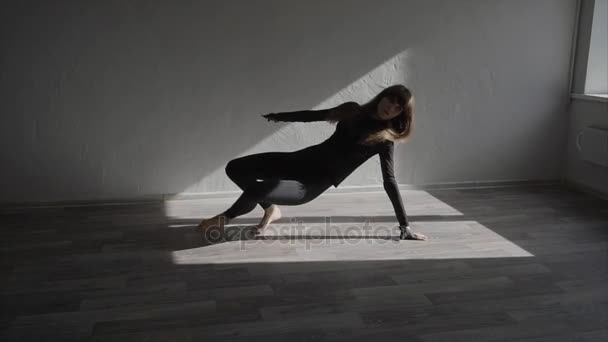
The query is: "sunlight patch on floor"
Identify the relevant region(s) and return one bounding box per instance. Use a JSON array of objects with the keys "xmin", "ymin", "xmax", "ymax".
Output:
[{"xmin": 171, "ymin": 220, "xmax": 534, "ymax": 265}]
